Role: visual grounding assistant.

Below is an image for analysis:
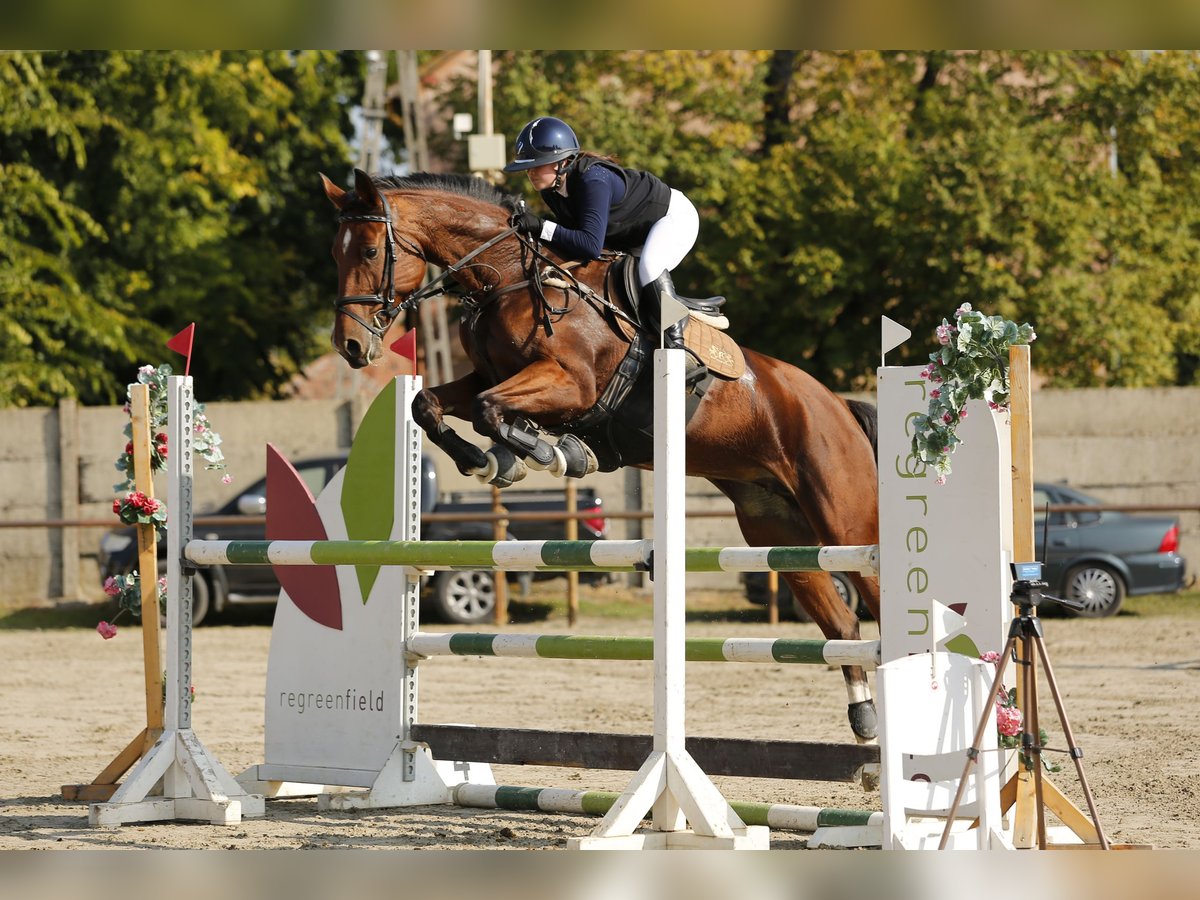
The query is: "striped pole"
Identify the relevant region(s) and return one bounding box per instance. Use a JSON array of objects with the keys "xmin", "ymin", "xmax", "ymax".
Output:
[
  {"xmin": 408, "ymin": 632, "xmax": 881, "ymax": 669},
  {"xmin": 453, "ymin": 783, "xmax": 881, "ymax": 834},
  {"xmin": 184, "ymin": 538, "xmax": 879, "ymax": 574}
]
